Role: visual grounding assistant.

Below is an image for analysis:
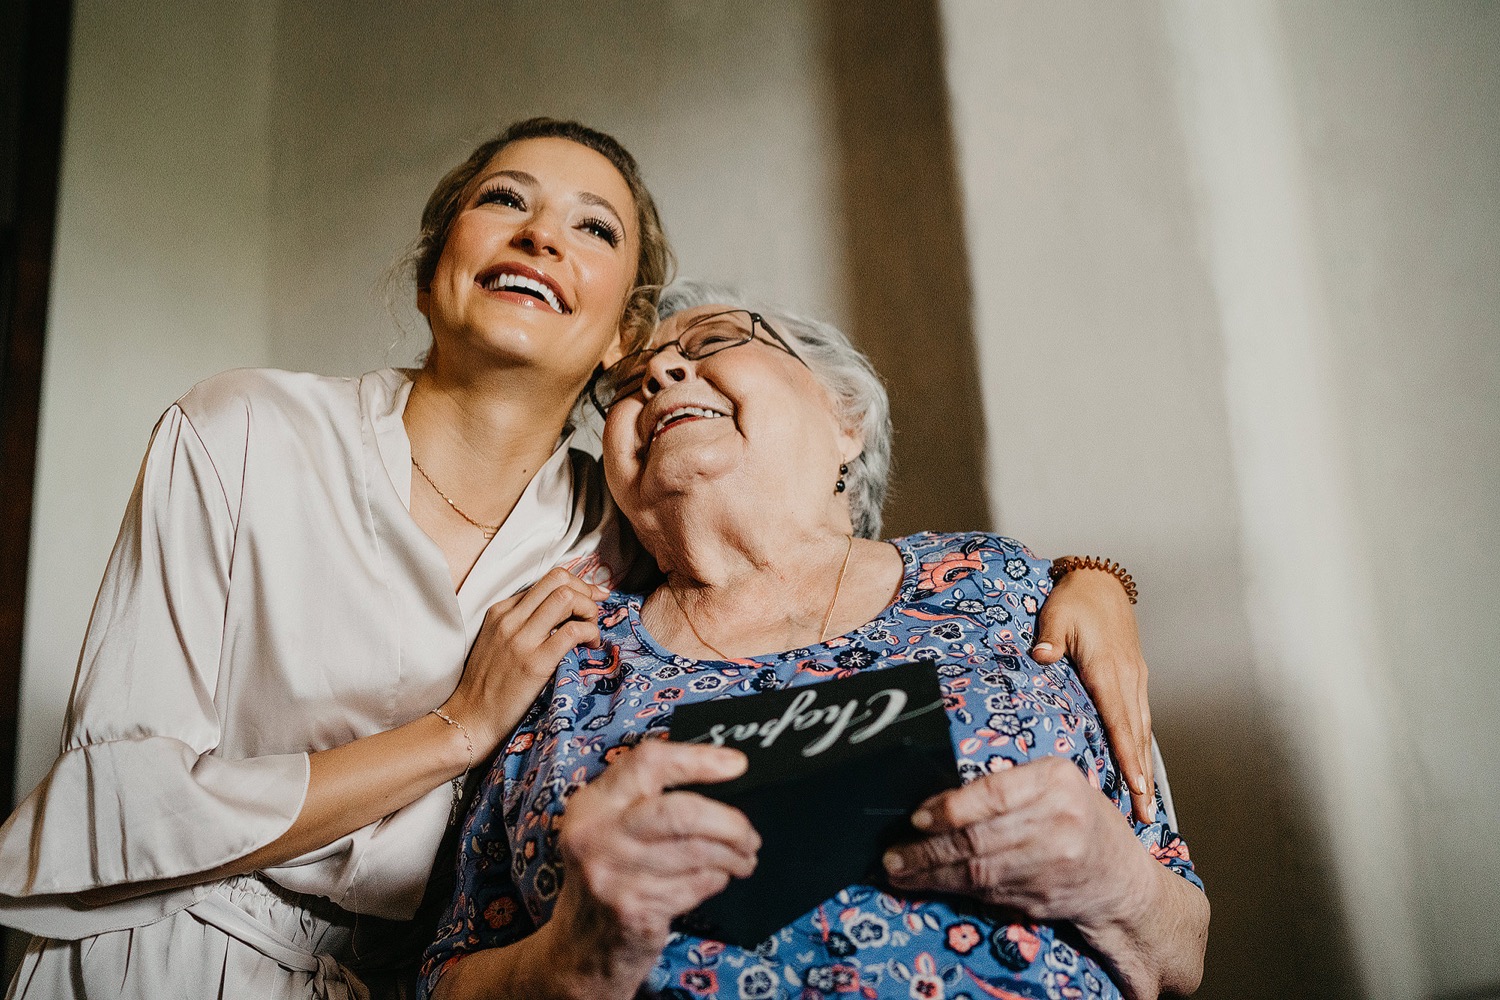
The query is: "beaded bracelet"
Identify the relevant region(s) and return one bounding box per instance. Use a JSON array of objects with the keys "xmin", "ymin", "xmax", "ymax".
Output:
[
  {"xmin": 1049, "ymin": 555, "xmax": 1138, "ymax": 605},
  {"xmin": 430, "ymin": 708, "xmax": 473, "ymax": 825}
]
